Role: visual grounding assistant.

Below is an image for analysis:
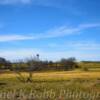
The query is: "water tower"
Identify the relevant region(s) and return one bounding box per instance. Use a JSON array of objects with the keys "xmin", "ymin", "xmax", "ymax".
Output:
[{"xmin": 36, "ymin": 54, "xmax": 39, "ymax": 61}]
